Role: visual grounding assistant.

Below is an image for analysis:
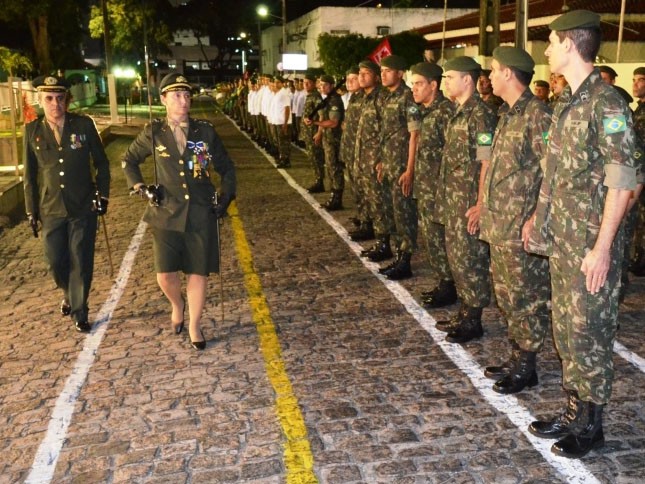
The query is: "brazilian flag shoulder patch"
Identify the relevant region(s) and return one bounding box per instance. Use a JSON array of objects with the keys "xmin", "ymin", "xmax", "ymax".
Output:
[
  {"xmin": 603, "ymin": 115, "xmax": 627, "ymax": 134},
  {"xmin": 542, "ymin": 132, "xmax": 549, "ymax": 145},
  {"xmin": 476, "ymin": 132, "xmax": 493, "ymax": 146}
]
